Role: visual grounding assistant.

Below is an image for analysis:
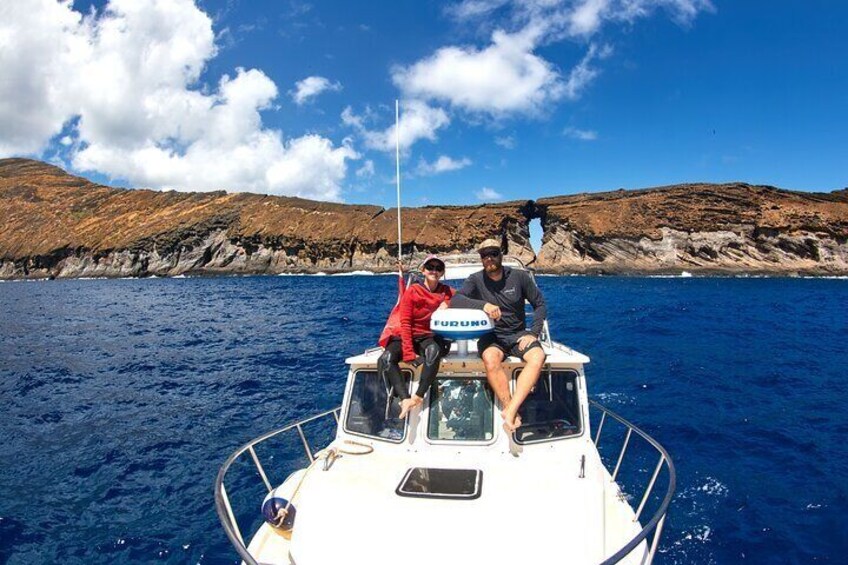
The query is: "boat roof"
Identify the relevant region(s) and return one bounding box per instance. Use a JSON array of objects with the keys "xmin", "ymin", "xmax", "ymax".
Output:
[{"xmin": 347, "ymin": 340, "xmax": 590, "ymax": 366}]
